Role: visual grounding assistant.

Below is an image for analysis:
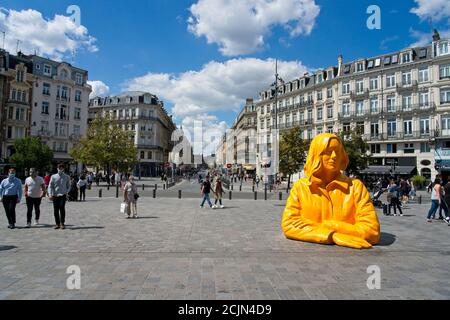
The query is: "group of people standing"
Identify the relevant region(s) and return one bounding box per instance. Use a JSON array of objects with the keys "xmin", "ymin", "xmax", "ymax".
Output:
[
  {"xmin": 200, "ymin": 174, "xmax": 224, "ymax": 209},
  {"xmin": 427, "ymin": 177, "xmax": 450, "ymax": 224},
  {"xmin": 0, "ymin": 164, "xmax": 72, "ymax": 230}
]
